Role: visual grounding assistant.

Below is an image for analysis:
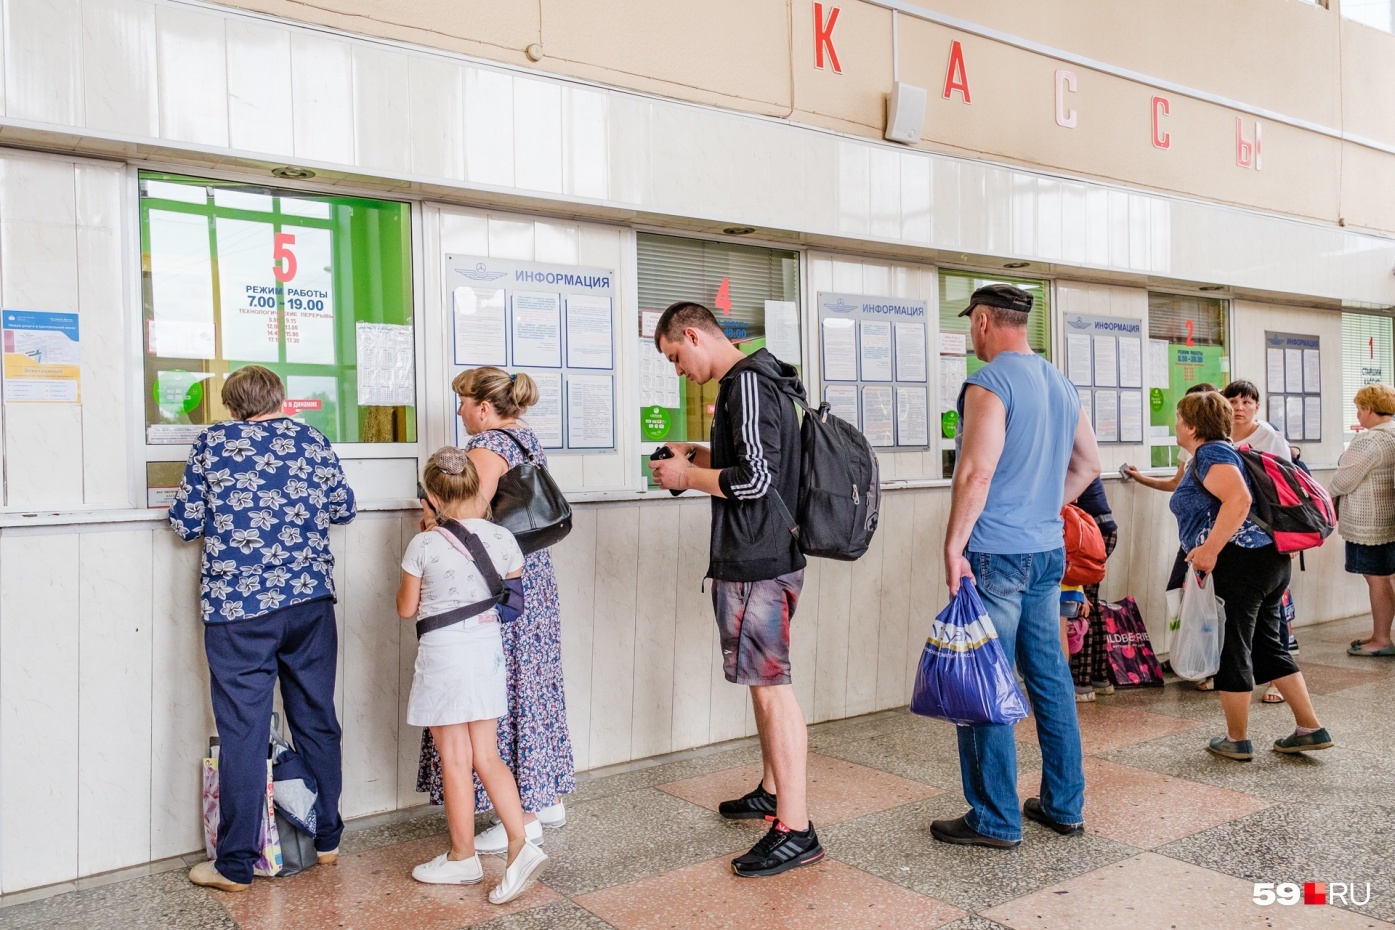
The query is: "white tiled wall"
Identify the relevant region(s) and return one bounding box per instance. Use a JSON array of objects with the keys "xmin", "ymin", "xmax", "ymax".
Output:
[
  {"xmin": 0, "ymin": 0, "xmax": 1387, "ymax": 305},
  {"xmin": 0, "ymin": 152, "xmax": 128, "ymax": 509}
]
